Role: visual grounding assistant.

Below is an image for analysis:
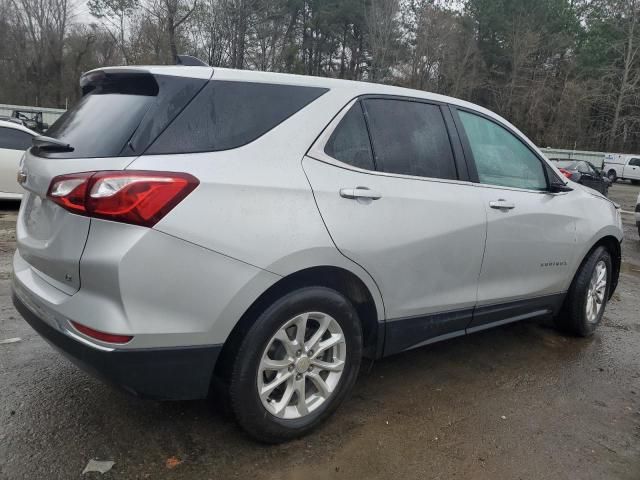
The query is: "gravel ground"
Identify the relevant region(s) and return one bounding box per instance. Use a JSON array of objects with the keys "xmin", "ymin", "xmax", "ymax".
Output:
[{"xmin": 1, "ymin": 183, "xmax": 639, "ymax": 480}]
